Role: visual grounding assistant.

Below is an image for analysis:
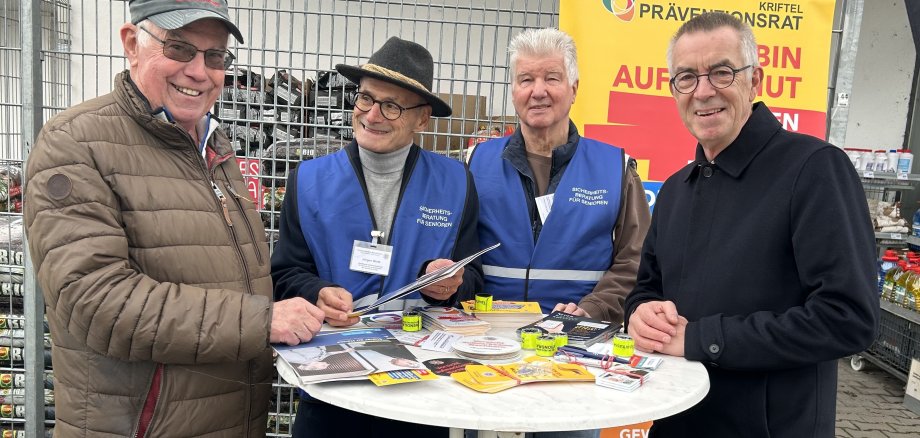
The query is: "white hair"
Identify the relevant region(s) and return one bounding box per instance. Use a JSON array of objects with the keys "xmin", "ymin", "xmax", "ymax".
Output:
[
  {"xmin": 135, "ymin": 19, "xmax": 163, "ymax": 48},
  {"xmin": 508, "ymin": 28, "xmax": 579, "ymax": 85}
]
